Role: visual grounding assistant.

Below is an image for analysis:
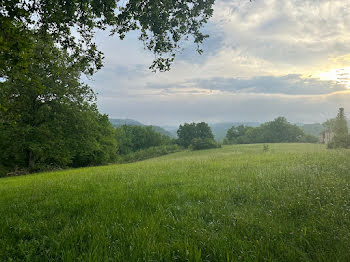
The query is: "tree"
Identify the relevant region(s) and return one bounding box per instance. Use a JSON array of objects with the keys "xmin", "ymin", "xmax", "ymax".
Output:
[
  {"xmin": 1, "ymin": 0, "xmax": 215, "ymax": 75},
  {"xmin": 328, "ymin": 108, "xmax": 350, "ymax": 149},
  {"xmin": 224, "ymin": 117, "xmax": 317, "ymax": 145},
  {"xmin": 115, "ymin": 125, "xmax": 171, "ymax": 155},
  {"xmin": 0, "ymin": 34, "xmax": 117, "ymax": 174},
  {"xmin": 191, "ymin": 137, "xmax": 218, "ymax": 150},
  {"xmin": 323, "ymin": 118, "xmax": 336, "ymax": 131},
  {"xmin": 177, "ymin": 123, "xmax": 197, "ymax": 148},
  {"xmin": 253, "ymin": 117, "xmax": 304, "ymax": 143},
  {"xmin": 196, "ymin": 122, "xmax": 214, "ymax": 140},
  {"xmin": 224, "ymin": 125, "xmax": 252, "ymax": 144},
  {"xmin": 333, "ymin": 108, "xmax": 349, "ymax": 137},
  {"xmin": 177, "ymin": 122, "xmax": 215, "ymax": 148}
]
